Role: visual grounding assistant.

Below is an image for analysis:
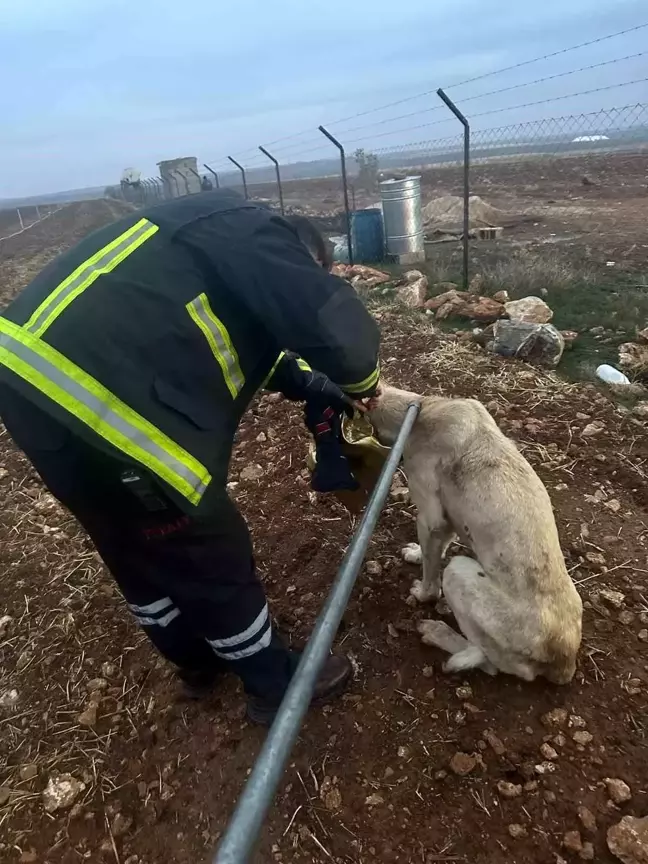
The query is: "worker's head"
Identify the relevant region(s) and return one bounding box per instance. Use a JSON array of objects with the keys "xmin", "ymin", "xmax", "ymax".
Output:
[{"xmin": 284, "ymin": 215, "xmax": 333, "ymax": 272}]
